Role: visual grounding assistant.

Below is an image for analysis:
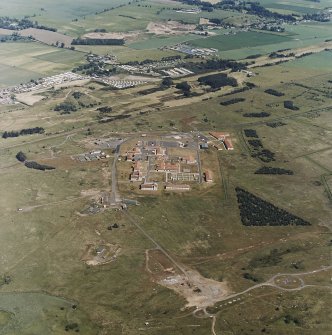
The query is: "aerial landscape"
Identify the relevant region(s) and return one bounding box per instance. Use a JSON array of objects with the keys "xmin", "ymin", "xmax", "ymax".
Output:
[{"xmin": 0, "ymin": 0, "xmax": 331, "ymax": 334}]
